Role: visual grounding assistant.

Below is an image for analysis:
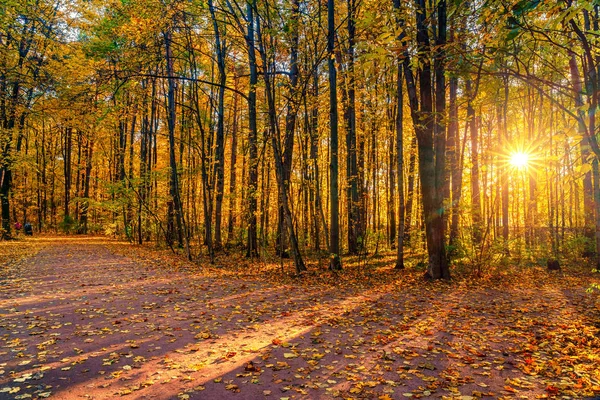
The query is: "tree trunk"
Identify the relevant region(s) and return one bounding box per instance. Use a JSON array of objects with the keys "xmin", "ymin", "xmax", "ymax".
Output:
[
  {"xmin": 568, "ymin": 52, "xmax": 595, "ymax": 253},
  {"xmin": 164, "ymin": 29, "xmax": 191, "ymax": 260},
  {"xmin": 63, "ymin": 126, "xmax": 72, "ymax": 224},
  {"xmin": 394, "ymin": 38, "xmax": 405, "ymax": 269},
  {"xmin": 246, "ymin": 0, "xmax": 259, "ymax": 258},
  {"xmin": 403, "ymin": 0, "xmax": 449, "ymax": 279},
  {"xmin": 255, "ymin": 5, "xmax": 306, "ymax": 274},
  {"xmin": 345, "ymin": 0, "xmax": 360, "ymax": 255},
  {"xmin": 500, "ymin": 77, "xmax": 510, "ymax": 253},
  {"xmin": 447, "ymin": 72, "xmax": 461, "ymax": 248},
  {"xmin": 404, "ymin": 136, "xmax": 417, "ymax": 242},
  {"xmin": 328, "ymin": 0, "xmax": 341, "ymax": 270},
  {"xmin": 227, "ymin": 75, "xmax": 239, "ymax": 245},
  {"xmin": 79, "ymin": 135, "xmax": 93, "ymax": 234},
  {"xmin": 209, "ymin": 0, "xmax": 226, "ymax": 250},
  {"xmin": 467, "ymin": 83, "xmax": 481, "ymax": 246},
  {"xmin": 276, "ymin": 0, "xmax": 301, "ymax": 258}
]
